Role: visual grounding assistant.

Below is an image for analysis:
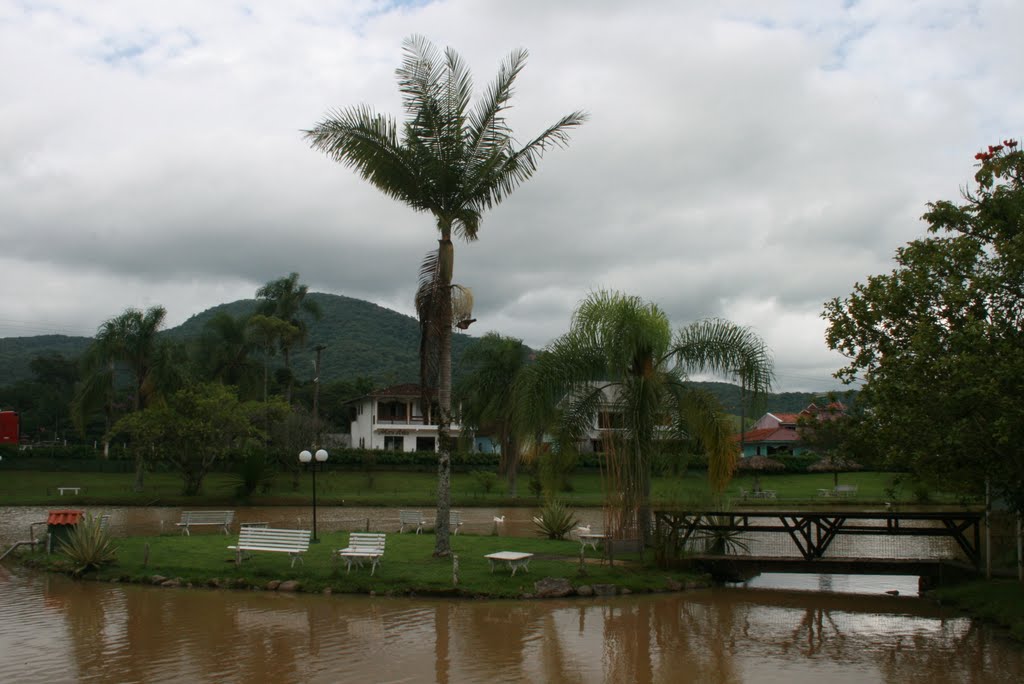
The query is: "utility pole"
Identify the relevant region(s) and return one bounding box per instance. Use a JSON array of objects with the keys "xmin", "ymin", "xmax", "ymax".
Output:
[{"xmin": 312, "ymin": 344, "xmax": 326, "ymax": 448}]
